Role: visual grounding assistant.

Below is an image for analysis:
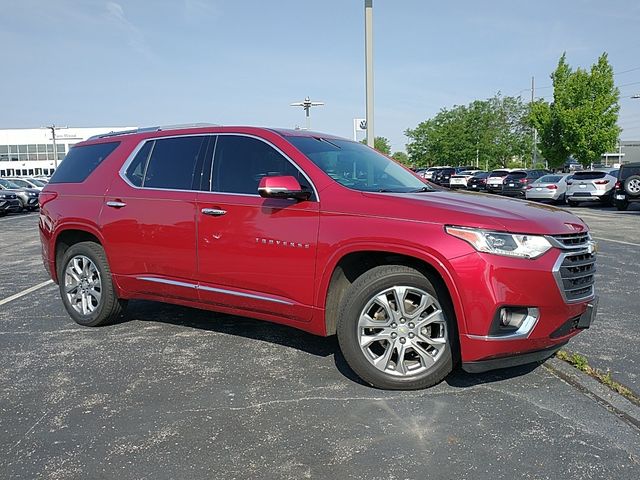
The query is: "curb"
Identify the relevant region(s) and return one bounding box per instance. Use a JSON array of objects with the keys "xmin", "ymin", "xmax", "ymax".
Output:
[{"xmin": 545, "ymin": 357, "xmax": 640, "ymax": 429}]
